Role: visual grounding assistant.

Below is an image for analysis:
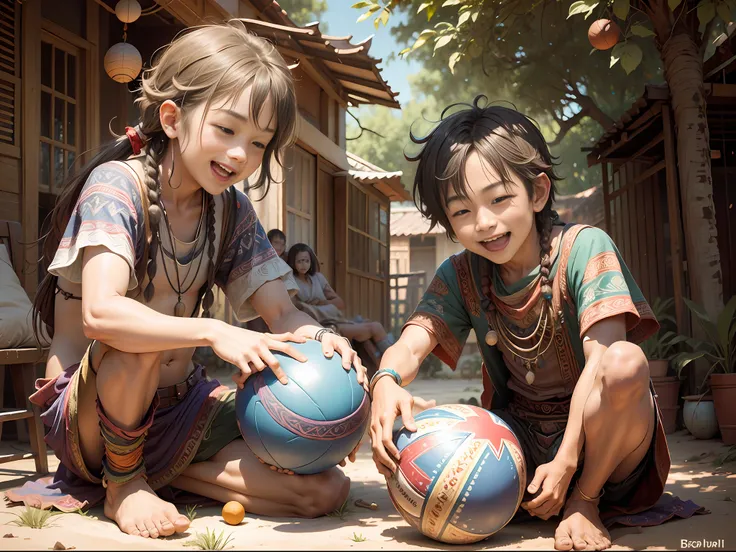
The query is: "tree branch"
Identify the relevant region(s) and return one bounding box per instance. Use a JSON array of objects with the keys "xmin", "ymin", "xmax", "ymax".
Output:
[
  {"xmin": 549, "ymin": 108, "xmax": 588, "ymax": 146},
  {"xmin": 346, "ymin": 109, "xmax": 385, "ymax": 141}
]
